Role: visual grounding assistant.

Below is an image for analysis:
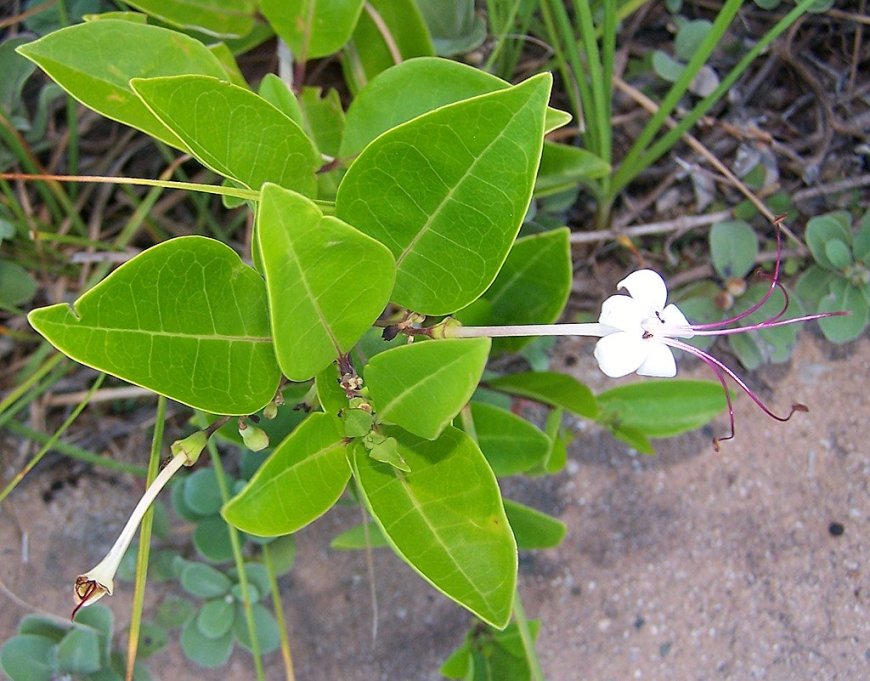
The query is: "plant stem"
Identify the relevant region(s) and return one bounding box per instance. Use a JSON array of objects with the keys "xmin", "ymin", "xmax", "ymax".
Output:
[
  {"xmin": 263, "ymin": 543, "xmax": 296, "ymax": 681},
  {"xmin": 449, "ymin": 323, "xmax": 612, "ymax": 338},
  {"xmin": 513, "ymin": 589, "xmax": 544, "ymax": 681},
  {"xmin": 0, "ymin": 352, "xmax": 64, "ymax": 417},
  {"xmin": 125, "ymin": 396, "xmax": 166, "ymax": 681}
]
